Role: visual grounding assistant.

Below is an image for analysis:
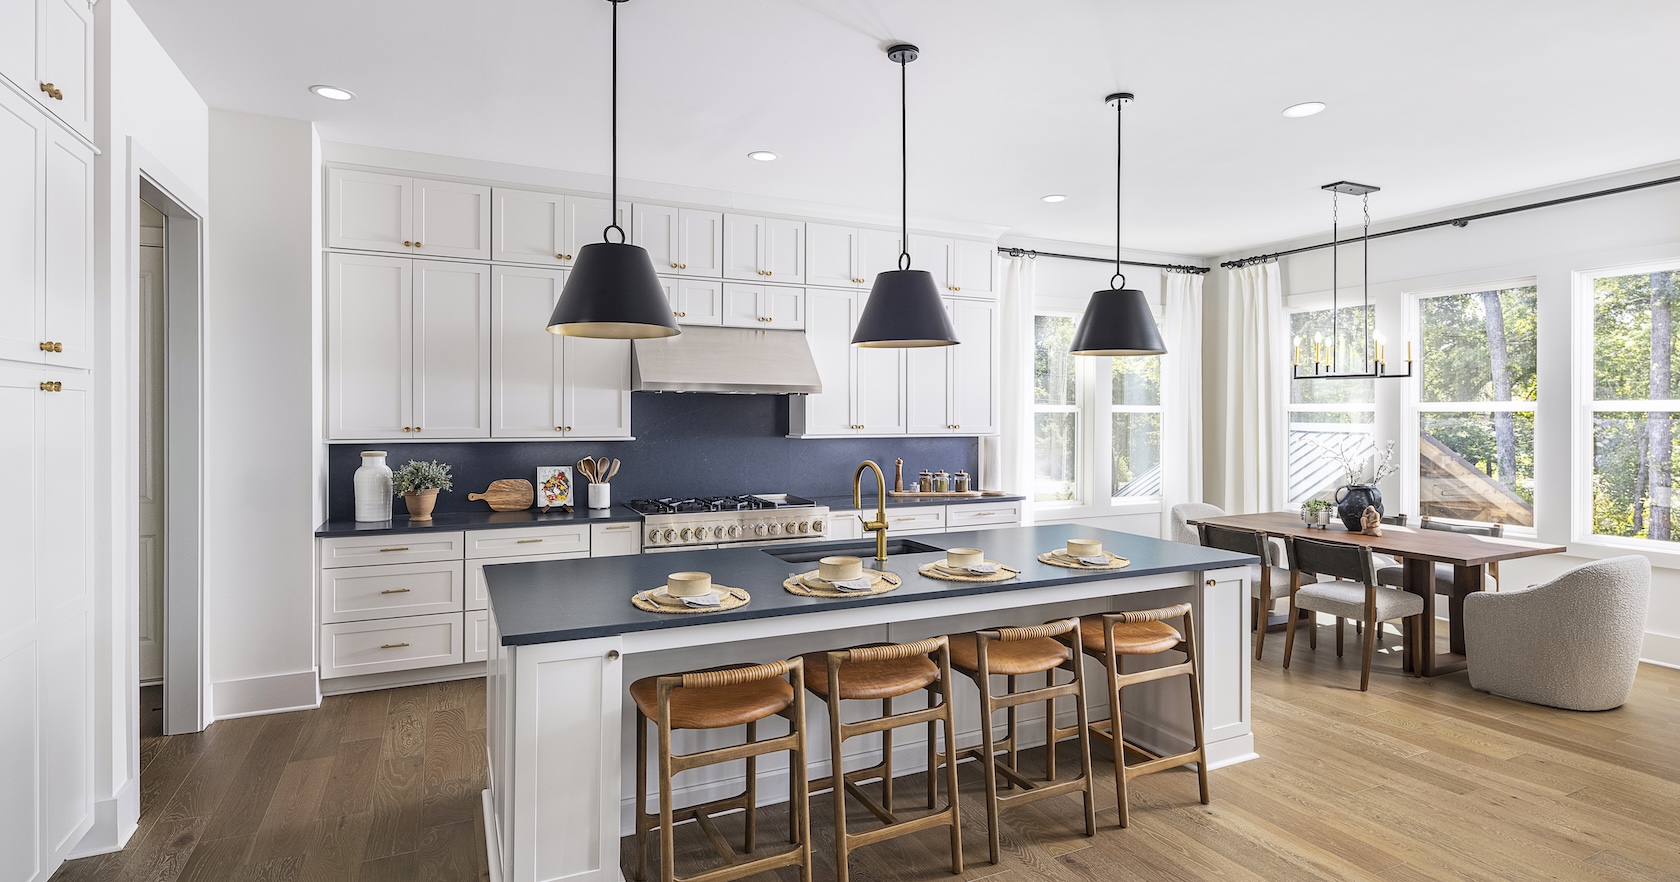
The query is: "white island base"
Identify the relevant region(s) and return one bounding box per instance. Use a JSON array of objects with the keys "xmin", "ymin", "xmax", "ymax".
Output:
[{"xmin": 483, "ymin": 562, "xmax": 1252, "ymax": 882}]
